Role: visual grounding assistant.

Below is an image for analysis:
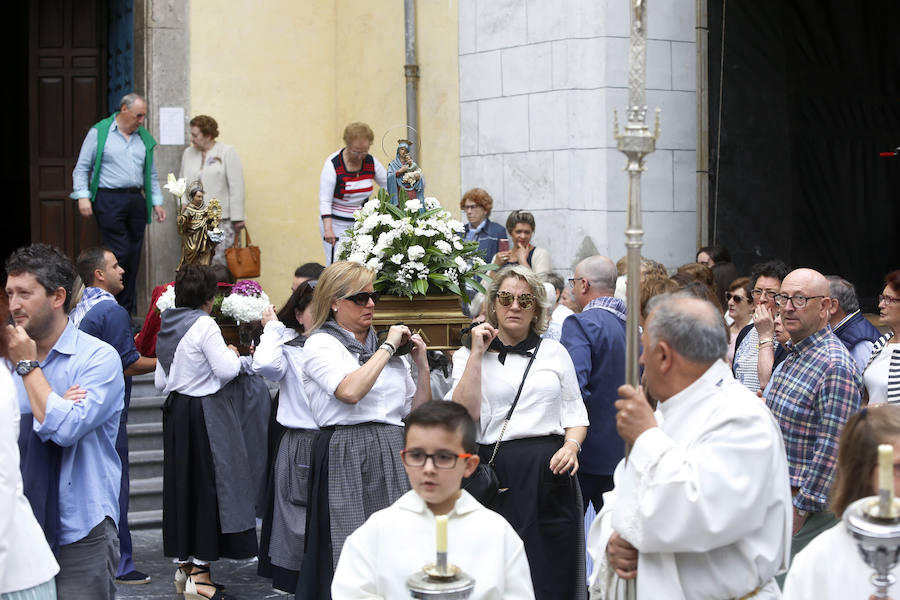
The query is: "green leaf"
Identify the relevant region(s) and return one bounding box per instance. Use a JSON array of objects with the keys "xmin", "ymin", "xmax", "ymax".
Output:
[
  {"xmin": 428, "ymin": 273, "xmax": 451, "ymax": 283},
  {"xmin": 445, "ymin": 282, "xmax": 462, "ymax": 297},
  {"xmin": 384, "ymin": 202, "xmax": 405, "ymax": 220},
  {"xmin": 413, "ymin": 278, "xmax": 429, "ymax": 295},
  {"xmin": 468, "ymin": 279, "xmax": 487, "ymax": 294}
]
